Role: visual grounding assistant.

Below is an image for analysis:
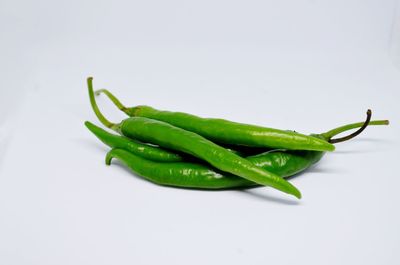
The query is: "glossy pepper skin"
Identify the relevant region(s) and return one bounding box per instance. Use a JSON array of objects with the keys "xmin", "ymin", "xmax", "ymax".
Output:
[
  {"xmin": 249, "ymin": 148, "xmax": 324, "ymax": 177},
  {"xmin": 93, "ymin": 88, "xmax": 334, "ymax": 152},
  {"xmin": 86, "ymin": 120, "xmax": 323, "ymax": 178},
  {"xmin": 88, "ymin": 78, "xmax": 389, "ymax": 196},
  {"xmin": 88, "ymin": 78, "xmax": 301, "ymax": 198},
  {"xmin": 85, "ymin": 121, "xmax": 183, "ymax": 162},
  {"xmin": 125, "ymin": 106, "xmax": 335, "ymax": 152},
  {"xmin": 106, "ymin": 149, "xmax": 254, "ymax": 189},
  {"xmin": 106, "ymin": 148, "xmax": 323, "ymax": 189},
  {"xmin": 103, "ymin": 117, "xmax": 387, "ymax": 190},
  {"xmin": 118, "ymin": 117, "xmax": 301, "ymax": 198},
  {"xmin": 88, "ymin": 116, "xmax": 388, "ymax": 190}
]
